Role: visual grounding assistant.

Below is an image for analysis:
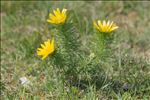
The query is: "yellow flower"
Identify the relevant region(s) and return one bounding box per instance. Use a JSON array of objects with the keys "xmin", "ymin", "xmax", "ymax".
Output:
[
  {"xmin": 47, "ymin": 8, "xmax": 67, "ymax": 24},
  {"xmin": 37, "ymin": 38, "xmax": 55, "ymax": 60},
  {"xmin": 93, "ymin": 20, "xmax": 118, "ymax": 33}
]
